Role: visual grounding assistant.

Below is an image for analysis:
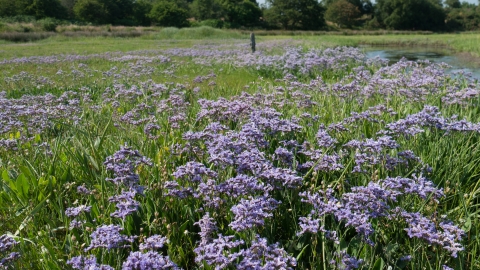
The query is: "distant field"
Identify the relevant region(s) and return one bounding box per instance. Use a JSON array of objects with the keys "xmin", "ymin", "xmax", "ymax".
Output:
[
  {"xmin": 1, "ymin": 28, "xmax": 480, "ymax": 58},
  {"xmin": 0, "ymin": 34, "xmax": 479, "ymax": 269}
]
